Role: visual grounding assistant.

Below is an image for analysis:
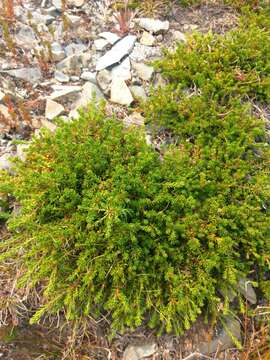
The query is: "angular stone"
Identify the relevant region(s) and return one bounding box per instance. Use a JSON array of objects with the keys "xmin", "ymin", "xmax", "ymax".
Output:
[
  {"xmin": 1, "ymin": 67, "xmax": 42, "ymax": 84},
  {"xmin": 123, "ymin": 342, "xmax": 157, "ymax": 360},
  {"xmin": 96, "ymin": 70, "xmax": 111, "ymax": 93},
  {"xmin": 49, "ymin": 85, "xmax": 81, "ymax": 101},
  {"xmin": 54, "ymin": 70, "xmax": 70, "ymax": 83},
  {"xmin": 65, "ymin": 14, "xmax": 81, "ymax": 26},
  {"xmin": 15, "ymin": 24, "xmax": 37, "ymax": 49},
  {"xmin": 130, "ymin": 85, "xmax": 147, "ymax": 100},
  {"xmin": 238, "ymin": 277, "xmax": 257, "ymax": 304},
  {"xmin": 111, "ymin": 57, "xmax": 131, "ymax": 80},
  {"xmin": 198, "ymin": 317, "xmax": 241, "ymax": 354},
  {"xmin": 65, "ymin": 43, "xmax": 87, "ymax": 57},
  {"xmin": 72, "ymin": 82, "xmax": 104, "ymax": 110},
  {"xmin": 51, "ymin": 42, "xmax": 66, "ymax": 62},
  {"xmin": 94, "ymin": 39, "xmax": 109, "ymax": 51},
  {"xmin": 96, "ymin": 35, "xmax": 137, "ymax": 71},
  {"xmin": 136, "ymin": 18, "xmax": 169, "ymax": 34},
  {"xmin": 16, "ymin": 144, "xmax": 30, "ymax": 162},
  {"xmin": 140, "ymin": 31, "xmax": 156, "ymax": 46},
  {"xmin": 52, "ymin": 0, "xmax": 62, "ymax": 11},
  {"xmin": 56, "ymin": 54, "xmax": 83, "ymax": 75},
  {"xmin": 98, "ymin": 32, "xmax": 120, "ymax": 45},
  {"xmin": 130, "ymin": 43, "xmax": 161, "ymax": 62},
  {"xmin": 68, "ymin": 0, "xmax": 85, "ymax": 6},
  {"xmin": 124, "ymin": 112, "xmax": 144, "ymax": 127},
  {"xmin": 110, "ymin": 79, "xmax": 133, "ymax": 106},
  {"xmin": 45, "ymin": 99, "xmax": 65, "ymax": 120},
  {"xmin": 172, "ymin": 30, "xmax": 187, "ymax": 43},
  {"xmin": 80, "ymin": 71, "xmax": 96, "ymax": 82},
  {"xmin": 41, "ymin": 118, "xmax": 58, "ymax": 132},
  {"xmin": 132, "ymin": 62, "xmax": 154, "ymax": 81}
]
